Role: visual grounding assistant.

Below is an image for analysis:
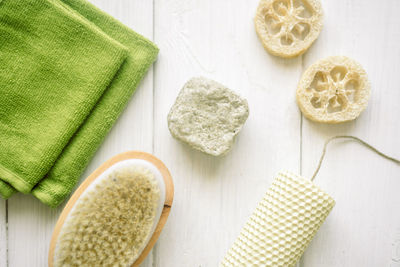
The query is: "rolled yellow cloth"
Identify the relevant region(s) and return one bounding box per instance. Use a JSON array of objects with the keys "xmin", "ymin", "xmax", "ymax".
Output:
[{"xmin": 221, "ymin": 171, "xmax": 335, "ymax": 266}]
